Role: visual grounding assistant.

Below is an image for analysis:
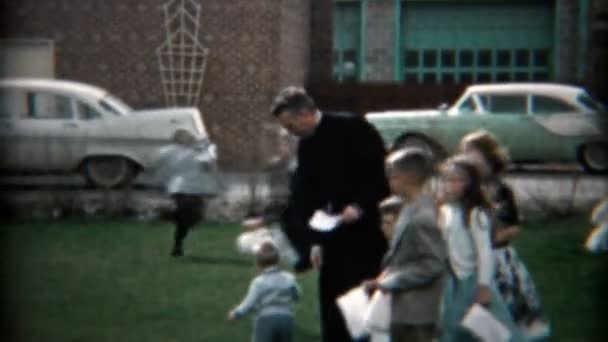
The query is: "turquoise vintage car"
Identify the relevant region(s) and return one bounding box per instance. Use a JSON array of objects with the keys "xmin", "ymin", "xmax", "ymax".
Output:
[{"xmin": 366, "ymin": 83, "xmax": 607, "ymax": 173}]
